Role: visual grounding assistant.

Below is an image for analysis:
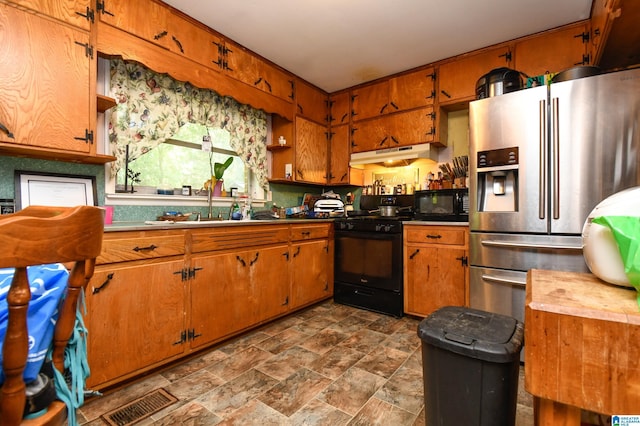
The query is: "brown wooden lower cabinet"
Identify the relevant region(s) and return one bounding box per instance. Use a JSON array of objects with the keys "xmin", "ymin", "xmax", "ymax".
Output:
[
  {"xmin": 85, "ymin": 222, "xmax": 333, "ymax": 390},
  {"xmin": 403, "ymin": 224, "xmax": 469, "ymax": 317}
]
